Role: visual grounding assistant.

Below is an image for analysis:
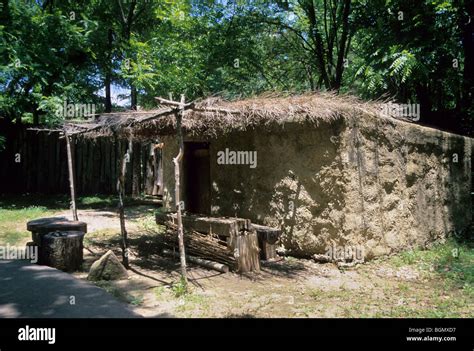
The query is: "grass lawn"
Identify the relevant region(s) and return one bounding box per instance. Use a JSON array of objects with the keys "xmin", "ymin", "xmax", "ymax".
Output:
[
  {"xmin": 0, "ymin": 194, "xmax": 118, "ymax": 246},
  {"xmin": 0, "ymin": 204, "xmax": 57, "ymax": 246}
]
